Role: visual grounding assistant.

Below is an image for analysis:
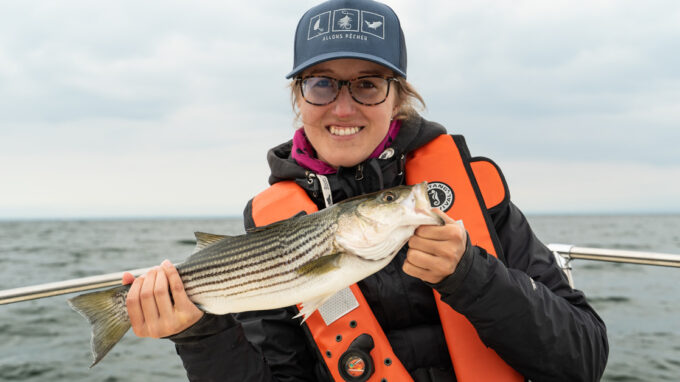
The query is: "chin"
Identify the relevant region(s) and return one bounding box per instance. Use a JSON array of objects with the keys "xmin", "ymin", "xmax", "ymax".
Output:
[{"xmin": 326, "ymin": 156, "xmax": 363, "ymax": 168}]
